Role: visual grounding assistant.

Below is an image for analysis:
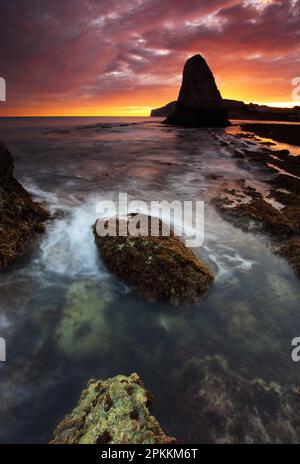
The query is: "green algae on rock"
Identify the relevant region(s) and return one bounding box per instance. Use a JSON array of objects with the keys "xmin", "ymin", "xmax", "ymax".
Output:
[
  {"xmin": 55, "ymin": 280, "xmax": 111, "ymax": 360},
  {"xmin": 93, "ymin": 214, "xmax": 214, "ymax": 305},
  {"xmin": 0, "ymin": 142, "xmax": 49, "ymax": 269},
  {"xmin": 50, "ymin": 373, "xmax": 175, "ymax": 444}
]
